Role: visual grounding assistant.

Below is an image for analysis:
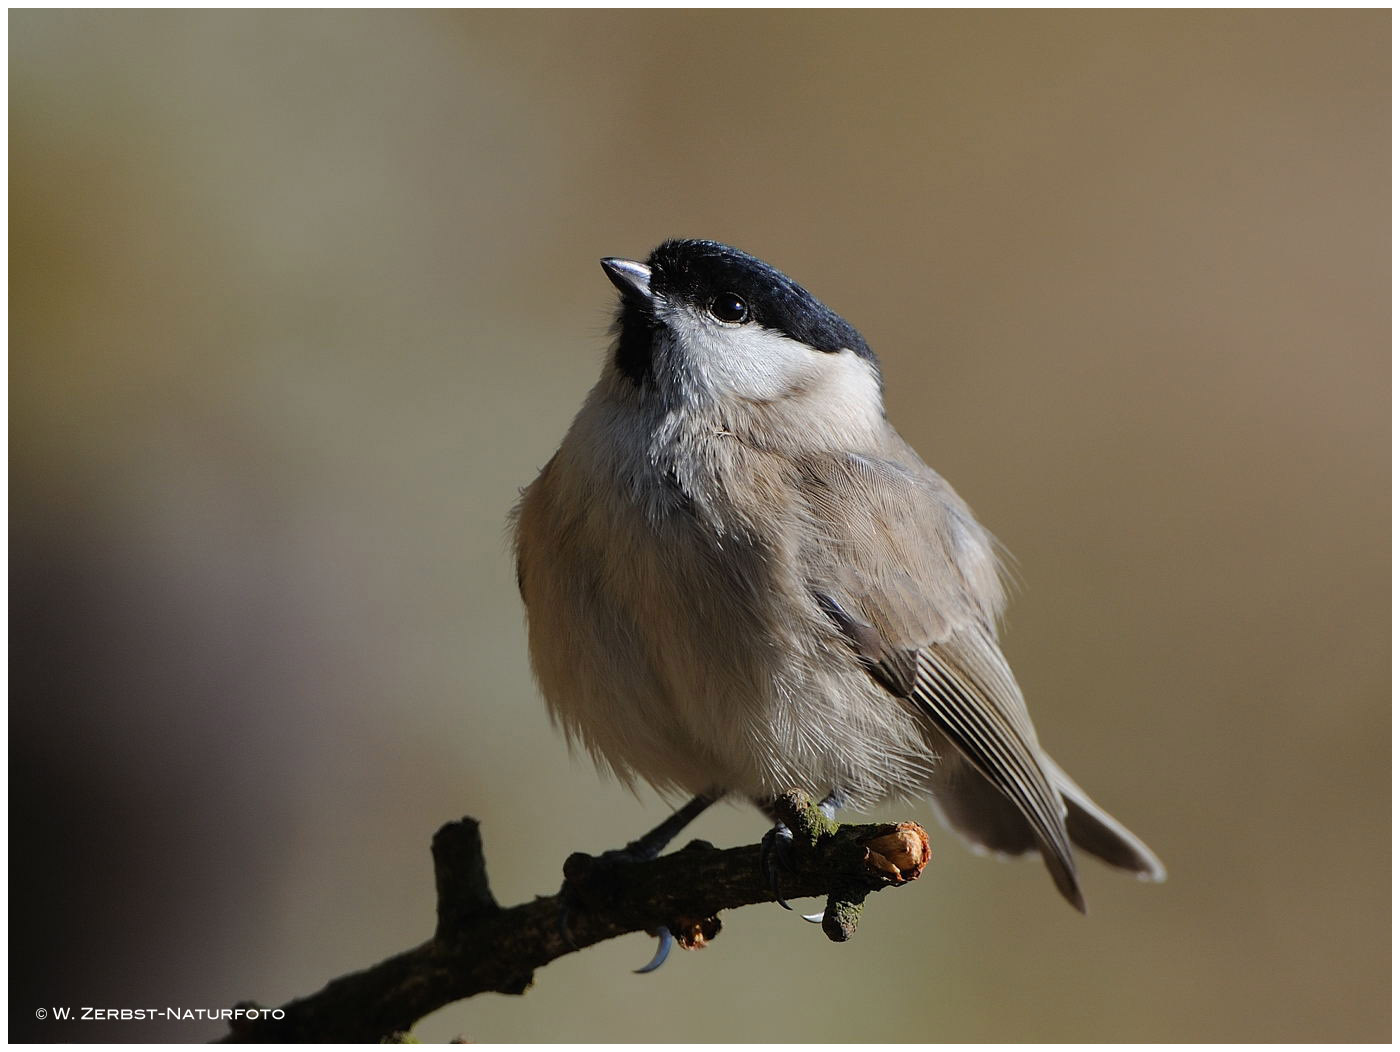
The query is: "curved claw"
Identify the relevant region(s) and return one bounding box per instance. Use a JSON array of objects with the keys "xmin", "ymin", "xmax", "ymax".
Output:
[
  {"xmin": 771, "ymin": 882, "xmax": 794, "ymax": 911},
  {"xmin": 801, "ymin": 910, "xmax": 826, "ymax": 924},
  {"xmin": 634, "ymin": 926, "xmax": 674, "ymax": 974}
]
